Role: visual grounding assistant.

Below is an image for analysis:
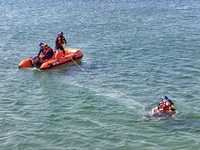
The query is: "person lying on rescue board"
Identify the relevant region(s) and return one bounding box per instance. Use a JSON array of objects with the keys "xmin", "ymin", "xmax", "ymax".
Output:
[{"xmin": 151, "ymin": 96, "xmax": 176, "ymax": 115}]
